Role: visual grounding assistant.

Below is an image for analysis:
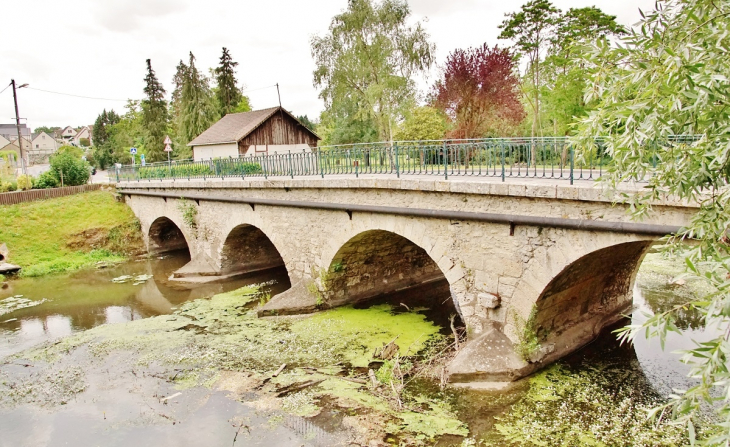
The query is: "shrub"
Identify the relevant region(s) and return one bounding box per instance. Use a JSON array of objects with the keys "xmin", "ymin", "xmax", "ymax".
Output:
[
  {"xmin": 0, "ymin": 181, "xmax": 16, "ymax": 193},
  {"xmin": 33, "ymin": 171, "xmax": 59, "ymax": 189},
  {"xmin": 49, "ymin": 153, "xmax": 90, "ymax": 186},
  {"xmin": 57, "ymin": 145, "xmax": 84, "ymax": 159},
  {"xmin": 79, "ymin": 138, "xmax": 90, "ymax": 147},
  {"xmin": 16, "ymin": 174, "xmax": 32, "ymax": 191}
]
